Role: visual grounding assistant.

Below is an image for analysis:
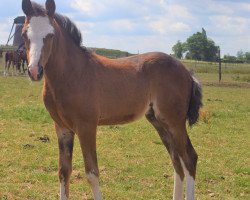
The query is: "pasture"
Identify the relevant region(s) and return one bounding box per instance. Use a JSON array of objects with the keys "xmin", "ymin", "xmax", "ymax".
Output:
[{"xmin": 0, "ymin": 55, "xmax": 249, "ymax": 199}]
